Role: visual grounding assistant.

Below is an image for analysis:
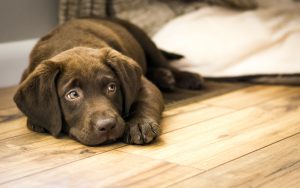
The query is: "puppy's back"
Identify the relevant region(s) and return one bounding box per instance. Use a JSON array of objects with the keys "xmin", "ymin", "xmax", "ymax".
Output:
[{"xmin": 23, "ymin": 19, "xmax": 146, "ymax": 81}]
